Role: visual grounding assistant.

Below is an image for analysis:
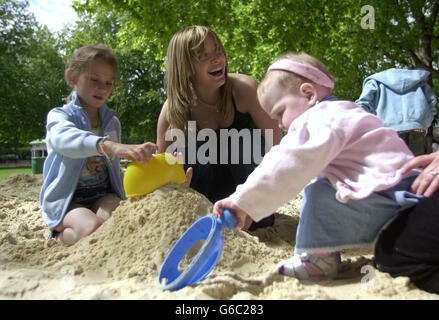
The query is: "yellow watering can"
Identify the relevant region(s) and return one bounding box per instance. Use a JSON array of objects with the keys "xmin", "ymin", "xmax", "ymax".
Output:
[{"xmin": 123, "ymin": 153, "xmax": 187, "ymax": 198}]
